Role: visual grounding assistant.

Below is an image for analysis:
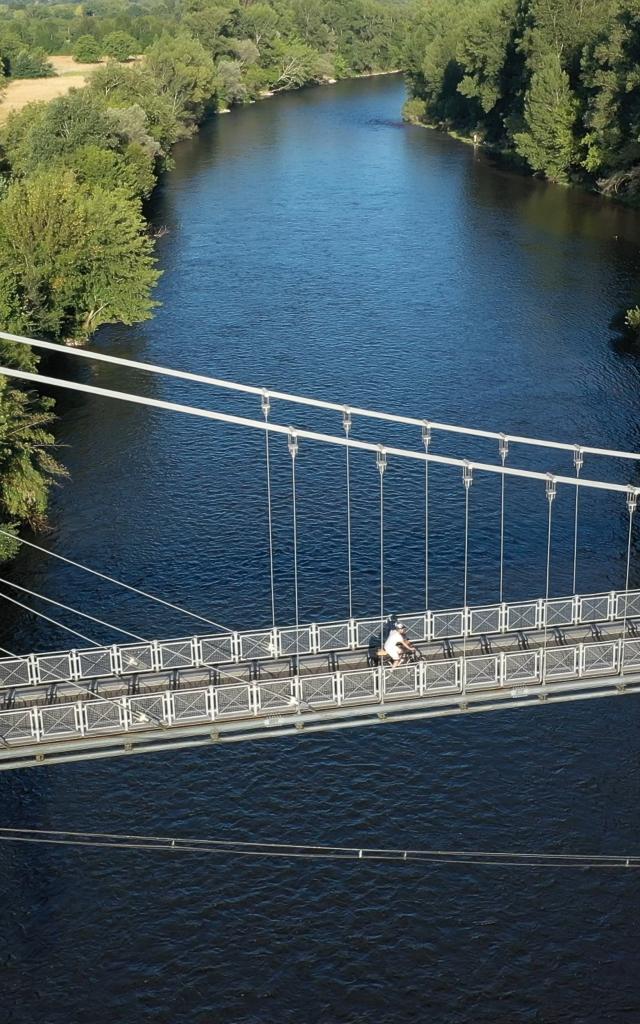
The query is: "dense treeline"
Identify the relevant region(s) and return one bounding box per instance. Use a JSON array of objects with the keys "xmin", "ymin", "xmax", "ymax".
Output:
[
  {"xmin": 404, "ymin": 0, "xmax": 640, "ymax": 200},
  {"xmin": 0, "ymin": 0, "xmax": 407, "ymax": 560}
]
